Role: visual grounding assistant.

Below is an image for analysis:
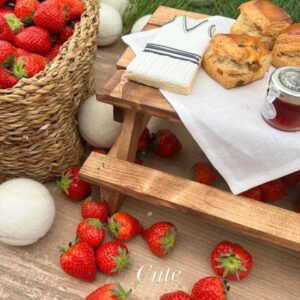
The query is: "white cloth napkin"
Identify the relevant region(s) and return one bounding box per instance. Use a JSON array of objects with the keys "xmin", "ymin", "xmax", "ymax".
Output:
[{"xmin": 122, "ymin": 16, "xmax": 300, "ymax": 194}]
